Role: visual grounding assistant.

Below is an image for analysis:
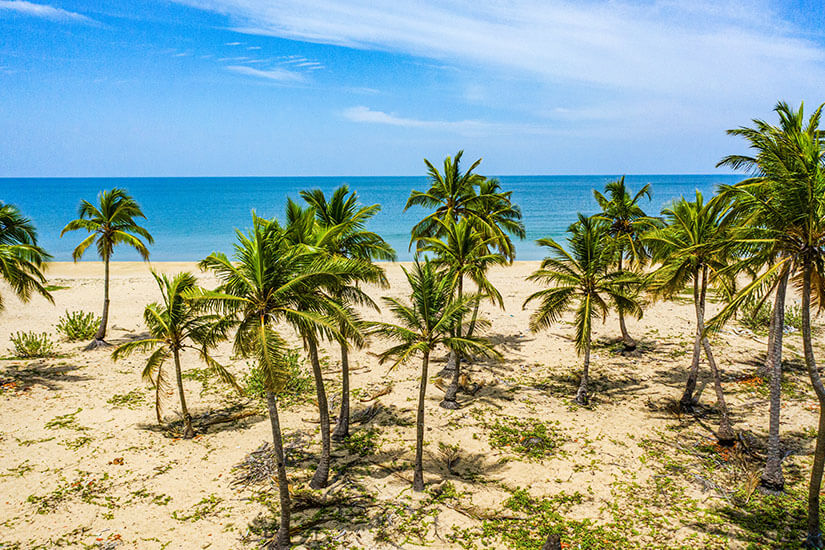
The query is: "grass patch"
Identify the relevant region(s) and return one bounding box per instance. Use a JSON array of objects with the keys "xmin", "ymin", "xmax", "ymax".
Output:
[
  {"xmin": 107, "ymin": 389, "xmax": 145, "ymax": 409},
  {"xmin": 474, "ymin": 411, "xmax": 565, "ymax": 460}
]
